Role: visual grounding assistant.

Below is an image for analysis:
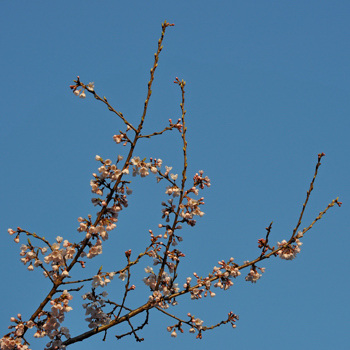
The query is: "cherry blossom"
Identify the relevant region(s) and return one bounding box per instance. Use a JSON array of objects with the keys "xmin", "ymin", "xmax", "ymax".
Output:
[{"xmin": 86, "ymin": 82, "xmax": 94, "ymax": 92}]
